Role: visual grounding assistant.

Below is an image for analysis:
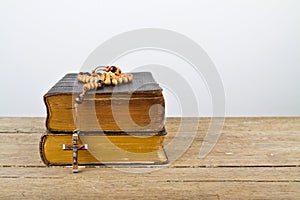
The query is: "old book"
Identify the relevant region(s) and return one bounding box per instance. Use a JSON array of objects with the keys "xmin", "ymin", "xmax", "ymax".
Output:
[
  {"xmin": 39, "ymin": 130, "xmax": 168, "ymax": 165},
  {"xmin": 44, "ymin": 72, "xmax": 165, "ymax": 133}
]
